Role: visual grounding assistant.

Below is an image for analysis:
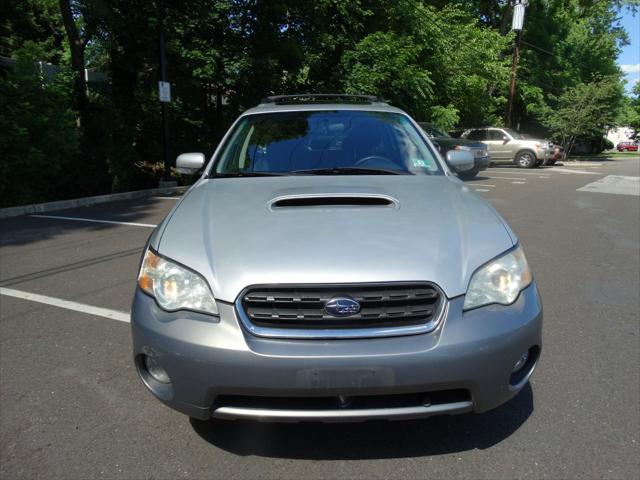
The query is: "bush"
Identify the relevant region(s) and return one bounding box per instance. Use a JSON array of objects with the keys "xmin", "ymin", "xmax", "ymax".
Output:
[{"xmin": 0, "ymin": 43, "xmax": 80, "ymax": 207}]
